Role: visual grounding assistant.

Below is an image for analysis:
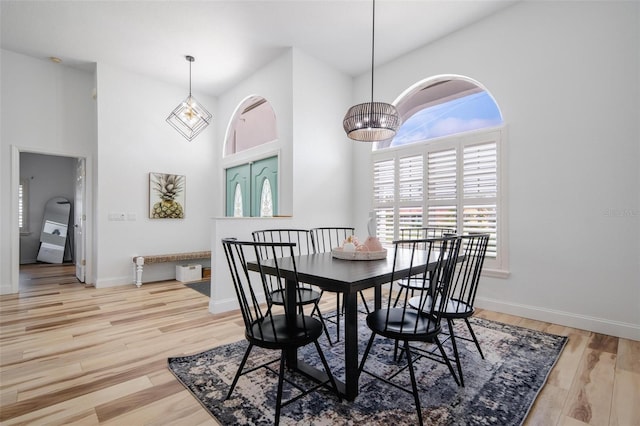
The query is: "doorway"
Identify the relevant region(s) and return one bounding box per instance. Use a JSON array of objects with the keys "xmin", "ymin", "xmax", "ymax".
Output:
[{"xmin": 11, "ymin": 147, "xmax": 91, "ymax": 293}]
